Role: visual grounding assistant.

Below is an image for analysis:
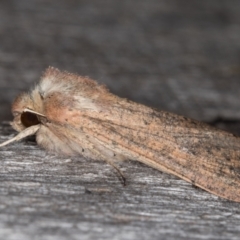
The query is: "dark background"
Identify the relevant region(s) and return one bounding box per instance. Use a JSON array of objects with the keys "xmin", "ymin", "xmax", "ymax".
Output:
[{"xmin": 1, "ymin": 0, "xmax": 240, "ymax": 128}]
